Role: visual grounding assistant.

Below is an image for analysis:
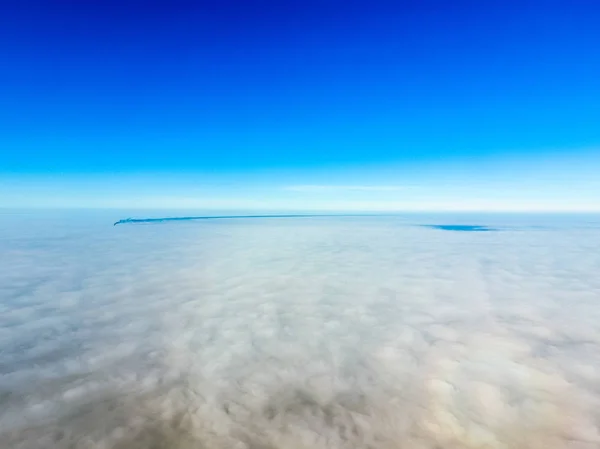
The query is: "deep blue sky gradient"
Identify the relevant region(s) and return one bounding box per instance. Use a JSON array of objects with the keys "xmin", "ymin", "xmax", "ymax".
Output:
[{"xmin": 1, "ymin": 1, "xmax": 599, "ymax": 209}]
